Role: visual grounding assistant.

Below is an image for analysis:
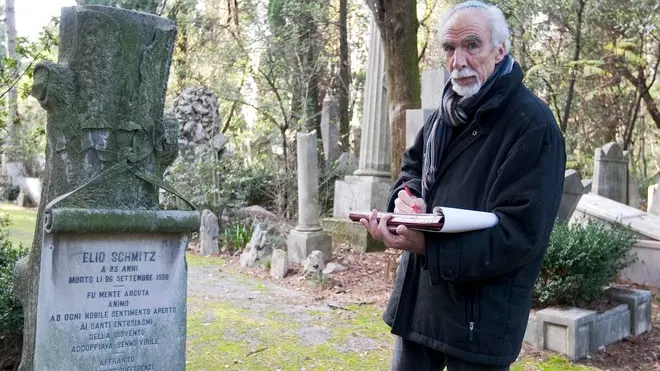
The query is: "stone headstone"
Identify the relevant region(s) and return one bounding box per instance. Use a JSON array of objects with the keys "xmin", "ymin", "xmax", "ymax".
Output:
[
  {"xmin": 582, "ymin": 179, "xmax": 593, "ymax": 194},
  {"xmin": 320, "ymin": 95, "xmax": 342, "ymax": 164},
  {"xmin": 199, "ymin": 209, "xmax": 219, "ymax": 256},
  {"xmin": 287, "ymin": 131, "xmax": 332, "ymax": 263},
  {"xmin": 592, "ymin": 142, "xmax": 629, "ymax": 204},
  {"xmin": 16, "ymin": 6, "xmax": 200, "ymax": 371},
  {"xmin": 270, "ymin": 249, "xmax": 288, "ymax": 279},
  {"xmin": 405, "ymin": 109, "xmax": 435, "ymax": 149},
  {"xmin": 421, "ymin": 68, "xmax": 450, "ymax": 109},
  {"xmin": 628, "ymin": 175, "xmax": 642, "ymax": 209},
  {"xmin": 649, "ymin": 183, "xmax": 659, "ymax": 216},
  {"xmin": 557, "ymin": 169, "xmax": 585, "ymax": 220}
]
